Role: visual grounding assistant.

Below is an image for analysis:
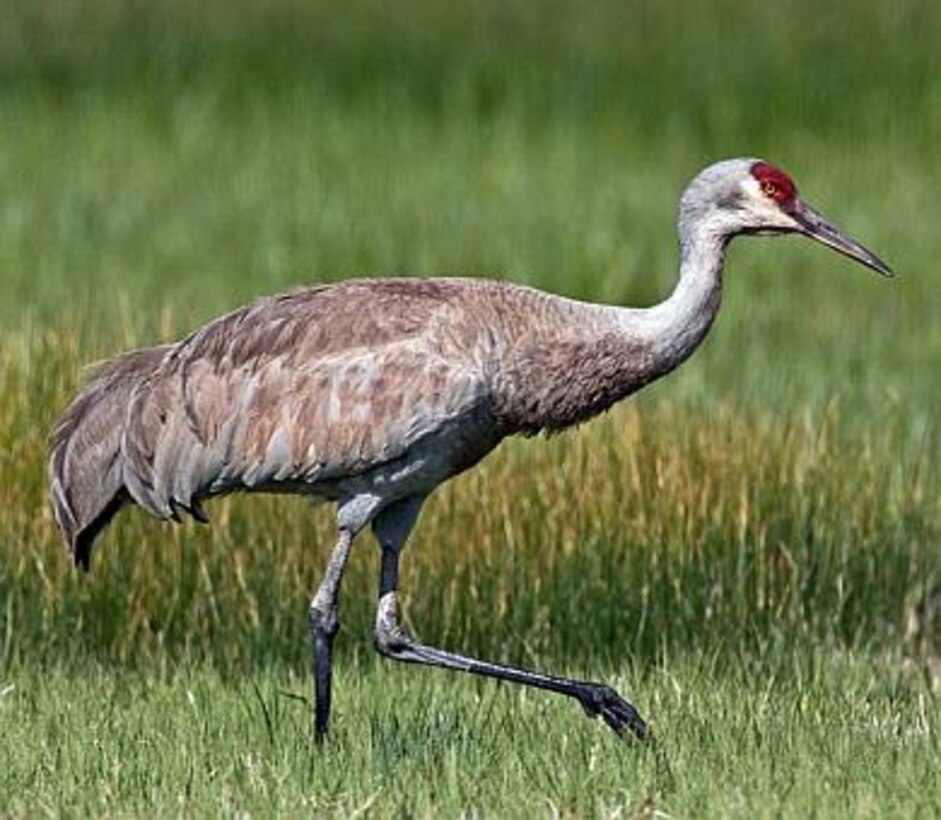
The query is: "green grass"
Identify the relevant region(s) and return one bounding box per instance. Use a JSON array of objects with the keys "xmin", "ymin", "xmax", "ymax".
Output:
[
  {"xmin": 1, "ymin": 655, "xmax": 938, "ymax": 817},
  {"xmin": 1, "ymin": 0, "xmax": 940, "ymax": 815}
]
